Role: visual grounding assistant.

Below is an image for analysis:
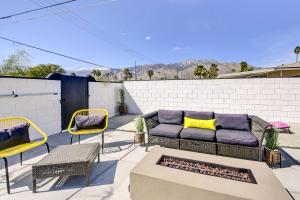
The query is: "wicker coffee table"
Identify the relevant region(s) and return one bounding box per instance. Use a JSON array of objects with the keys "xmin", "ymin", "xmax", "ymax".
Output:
[{"xmin": 32, "ymin": 143, "xmax": 100, "ymax": 193}]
